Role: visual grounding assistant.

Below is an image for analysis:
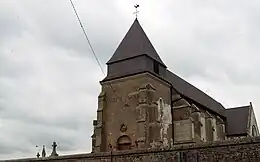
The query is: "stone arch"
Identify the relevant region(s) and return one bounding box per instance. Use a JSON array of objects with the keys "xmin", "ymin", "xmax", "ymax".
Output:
[{"xmin": 117, "ymin": 135, "xmax": 132, "ymax": 150}]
